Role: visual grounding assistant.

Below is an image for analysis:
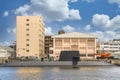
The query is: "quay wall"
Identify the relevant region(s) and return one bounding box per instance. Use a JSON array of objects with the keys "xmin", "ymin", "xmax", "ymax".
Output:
[{"xmin": 0, "ymin": 61, "xmax": 113, "ymax": 67}]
